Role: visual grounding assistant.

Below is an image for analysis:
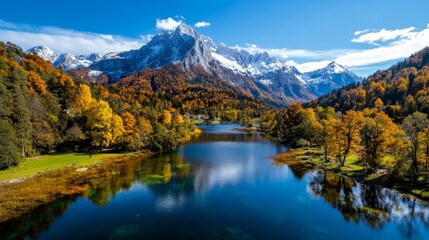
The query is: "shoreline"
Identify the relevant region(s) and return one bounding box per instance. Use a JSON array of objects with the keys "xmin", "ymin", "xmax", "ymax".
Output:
[
  {"xmin": 0, "ymin": 127, "xmax": 203, "ymax": 223},
  {"xmin": 273, "ymin": 148, "xmax": 429, "ymax": 202},
  {"xmin": 0, "ymin": 152, "xmax": 153, "ymax": 223},
  {"xmin": 0, "ymin": 152, "xmax": 126, "ymax": 185}
]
